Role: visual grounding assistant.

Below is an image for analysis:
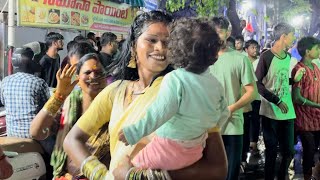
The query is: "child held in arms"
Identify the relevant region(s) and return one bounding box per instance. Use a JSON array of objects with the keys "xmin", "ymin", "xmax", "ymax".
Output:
[{"xmin": 118, "ymin": 18, "xmax": 229, "ymax": 170}]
